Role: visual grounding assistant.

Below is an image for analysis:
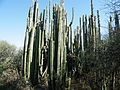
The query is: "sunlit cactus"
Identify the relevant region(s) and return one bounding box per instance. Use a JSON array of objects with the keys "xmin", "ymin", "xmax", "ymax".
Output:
[
  {"xmin": 108, "ymin": 16, "xmax": 113, "ymax": 39},
  {"xmin": 22, "ymin": 0, "xmax": 103, "ymax": 89}
]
